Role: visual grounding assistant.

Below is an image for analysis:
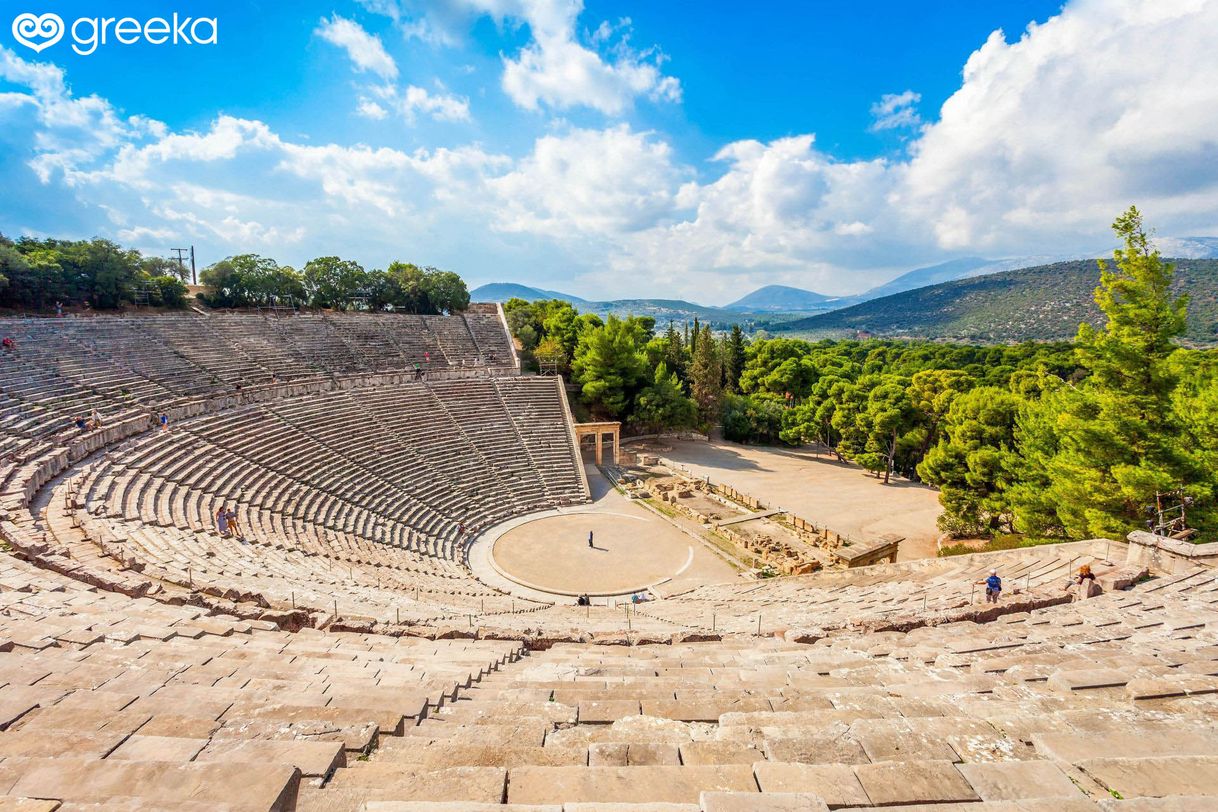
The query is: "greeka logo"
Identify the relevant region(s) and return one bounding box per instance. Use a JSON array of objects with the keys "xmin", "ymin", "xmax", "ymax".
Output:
[
  {"xmin": 11, "ymin": 12, "xmax": 63, "ymax": 52},
  {"xmin": 11, "ymin": 11, "xmax": 217, "ymax": 56}
]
